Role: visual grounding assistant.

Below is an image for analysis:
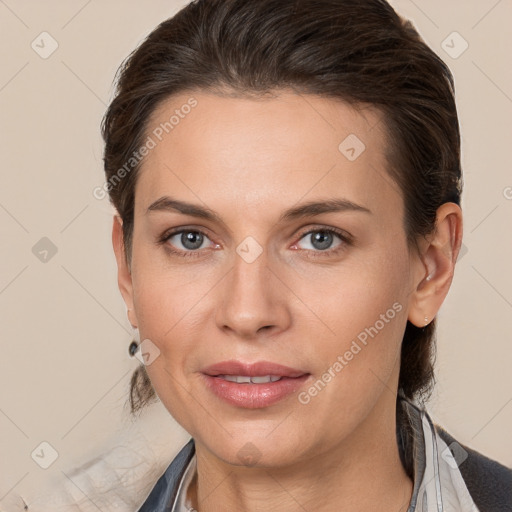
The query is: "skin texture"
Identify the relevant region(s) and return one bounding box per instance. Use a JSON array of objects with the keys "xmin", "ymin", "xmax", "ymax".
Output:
[{"xmin": 112, "ymin": 90, "xmax": 463, "ymax": 511}]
